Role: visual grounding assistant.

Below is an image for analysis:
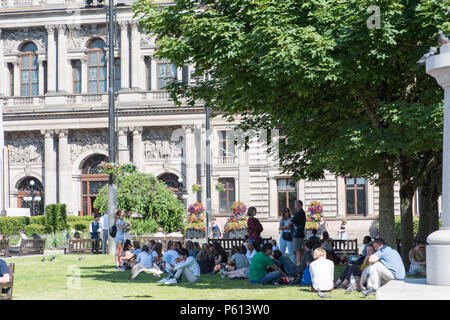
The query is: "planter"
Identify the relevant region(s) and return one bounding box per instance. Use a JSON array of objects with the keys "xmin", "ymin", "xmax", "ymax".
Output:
[
  {"xmin": 224, "ymin": 229, "xmax": 247, "ymax": 239},
  {"xmin": 186, "ymin": 228, "xmax": 206, "ymax": 239}
]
